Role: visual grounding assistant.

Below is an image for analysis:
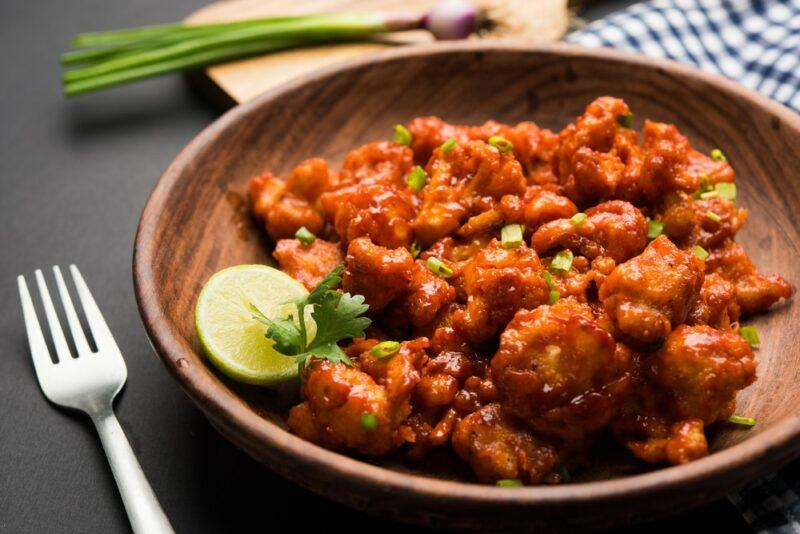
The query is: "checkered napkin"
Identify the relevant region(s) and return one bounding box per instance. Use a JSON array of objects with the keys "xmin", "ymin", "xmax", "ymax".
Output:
[
  {"xmin": 567, "ymin": 1, "xmax": 800, "ymax": 531},
  {"xmin": 566, "ymin": 0, "xmax": 800, "ymax": 113}
]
